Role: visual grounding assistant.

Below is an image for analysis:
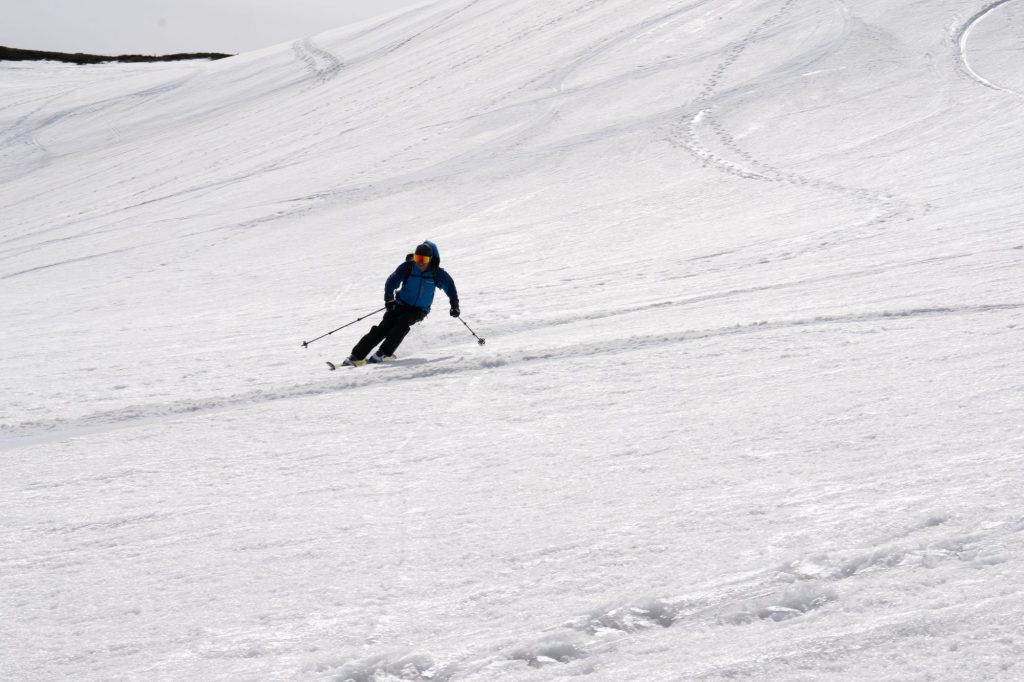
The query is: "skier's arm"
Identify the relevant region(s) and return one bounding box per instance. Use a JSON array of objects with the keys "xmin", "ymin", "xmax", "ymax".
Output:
[
  {"xmin": 437, "ymin": 270, "xmax": 459, "ymax": 302},
  {"xmin": 384, "ymin": 263, "xmax": 408, "ymax": 301},
  {"xmin": 438, "ymin": 270, "xmax": 460, "ymax": 316}
]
